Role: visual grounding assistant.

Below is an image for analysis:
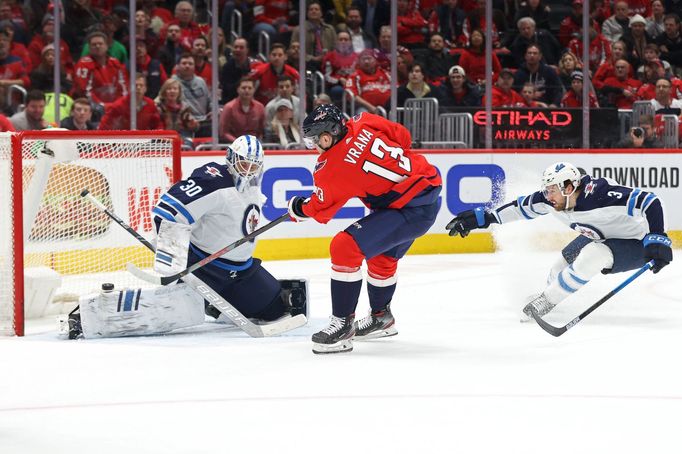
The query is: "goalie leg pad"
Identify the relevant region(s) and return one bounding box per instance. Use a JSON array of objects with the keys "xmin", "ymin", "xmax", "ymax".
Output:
[{"xmin": 79, "ymin": 284, "xmax": 204, "ymax": 338}]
